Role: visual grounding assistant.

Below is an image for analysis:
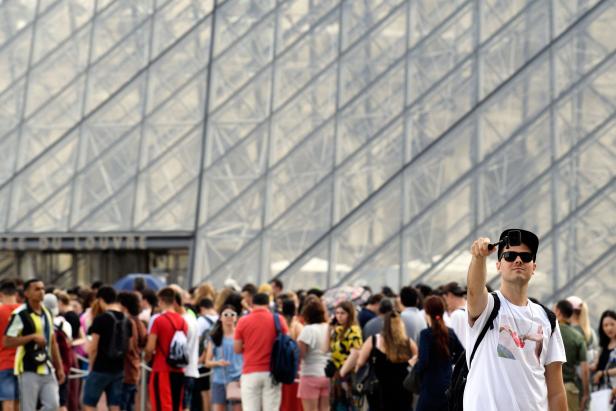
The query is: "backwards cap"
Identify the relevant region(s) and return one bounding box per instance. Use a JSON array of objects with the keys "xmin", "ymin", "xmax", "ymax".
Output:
[{"xmin": 497, "ymin": 229, "xmax": 539, "ymax": 261}]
